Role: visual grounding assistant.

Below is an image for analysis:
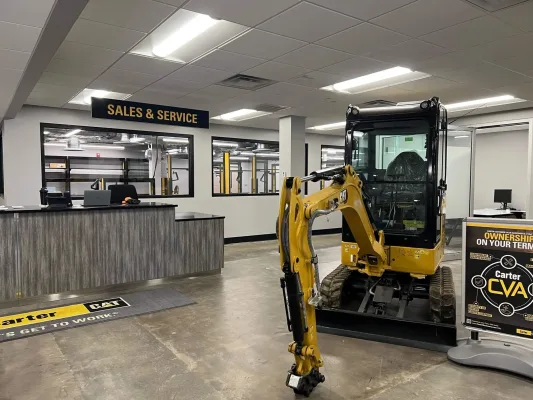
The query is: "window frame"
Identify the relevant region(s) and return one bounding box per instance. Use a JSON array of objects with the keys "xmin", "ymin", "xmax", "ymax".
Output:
[
  {"xmin": 40, "ymin": 123, "xmax": 195, "ymax": 199},
  {"xmin": 211, "ymin": 136, "xmax": 280, "ymax": 197}
]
